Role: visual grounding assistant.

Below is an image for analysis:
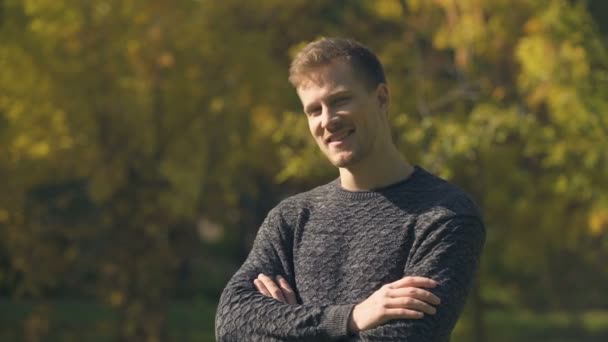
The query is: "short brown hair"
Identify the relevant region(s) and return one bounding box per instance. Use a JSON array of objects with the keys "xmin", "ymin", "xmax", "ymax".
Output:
[{"xmin": 288, "ymin": 37, "xmax": 386, "ymax": 90}]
